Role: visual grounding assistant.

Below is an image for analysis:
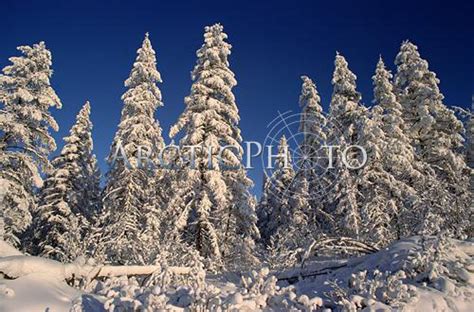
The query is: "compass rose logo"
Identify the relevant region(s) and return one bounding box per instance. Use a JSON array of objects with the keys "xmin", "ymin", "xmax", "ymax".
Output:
[{"xmin": 261, "ymin": 110, "xmax": 365, "ymax": 200}]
